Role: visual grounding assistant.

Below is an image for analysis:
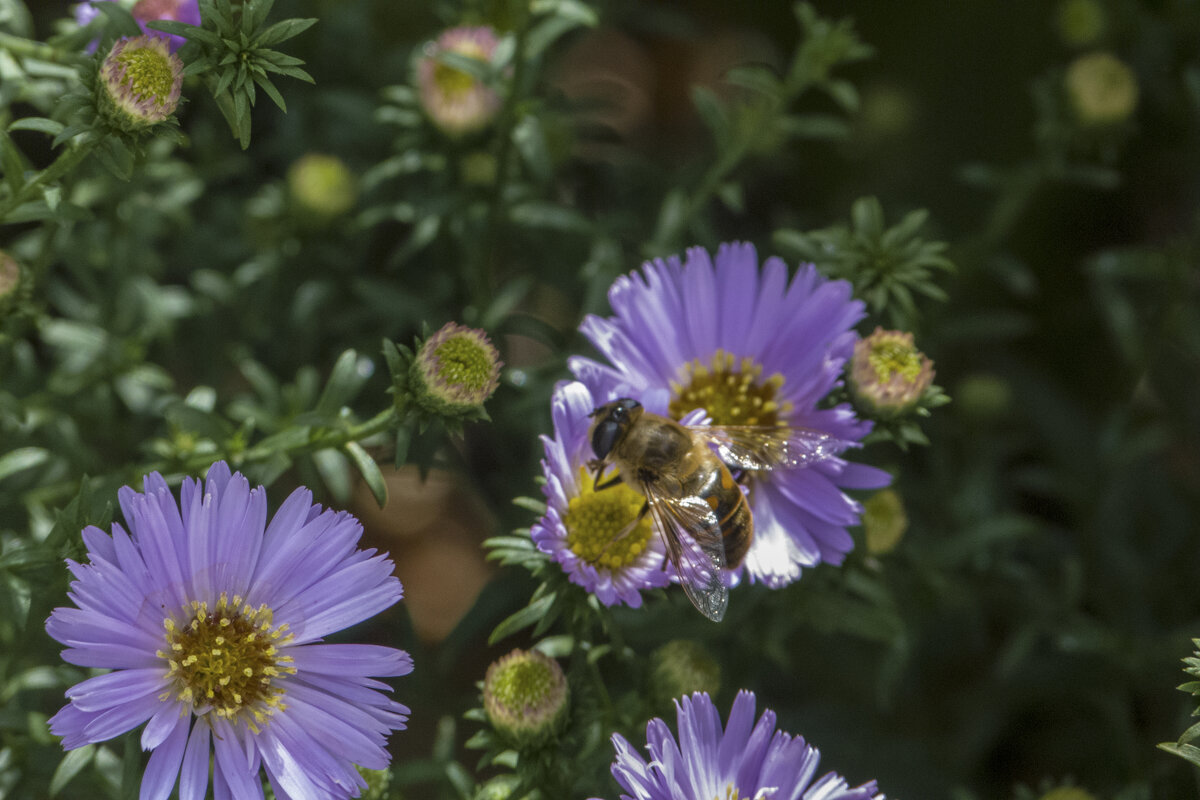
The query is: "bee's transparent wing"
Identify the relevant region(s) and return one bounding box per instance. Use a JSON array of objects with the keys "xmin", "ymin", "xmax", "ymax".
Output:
[
  {"xmin": 698, "ymin": 425, "xmax": 851, "ymax": 471},
  {"xmin": 643, "ymin": 486, "xmax": 728, "ymax": 622}
]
